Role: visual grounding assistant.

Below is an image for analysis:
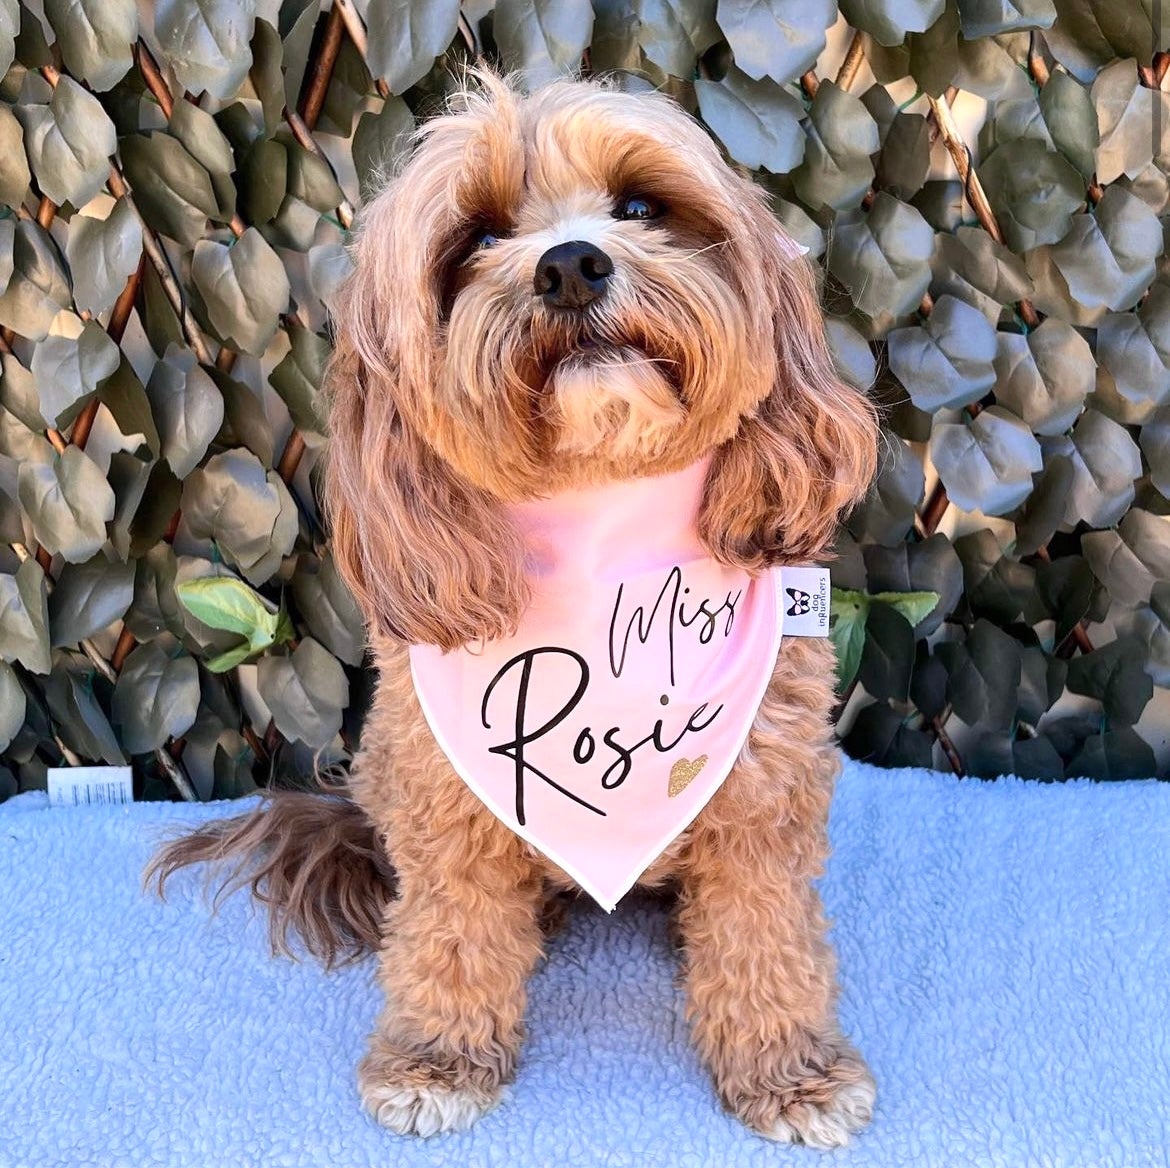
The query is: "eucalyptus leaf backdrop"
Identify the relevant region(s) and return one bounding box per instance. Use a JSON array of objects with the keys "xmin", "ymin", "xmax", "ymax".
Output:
[{"xmin": 1, "ymin": 0, "xmax": 1168, "ymax": 802}]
